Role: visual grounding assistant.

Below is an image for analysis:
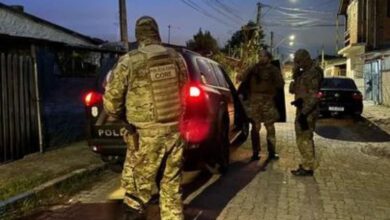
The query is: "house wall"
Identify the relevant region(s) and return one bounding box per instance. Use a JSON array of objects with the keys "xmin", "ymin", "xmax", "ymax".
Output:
[
  {"xmin": 377, "ymin": 0, "xmax": 390, "ymax": 48},
  {"xmin": 0, "ymin": 8, "xmax": 95, "ymax": 47},
  {"xmin": 347, "ymin": 0, "xmax": 359, "ymax": 44},
  {"xmin": 382, "ymin": 56, "xmax": 390, "ymax": 106},
  {"xmin": 382, "ymin": 71, "xmax": 390, "ymax": 106},
  {"xmin": 36, "ymin": 47, "xmax": 117, "ymax": 148}
]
